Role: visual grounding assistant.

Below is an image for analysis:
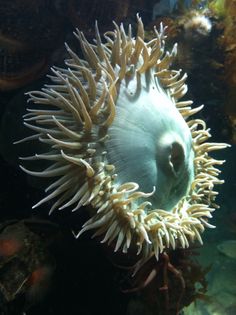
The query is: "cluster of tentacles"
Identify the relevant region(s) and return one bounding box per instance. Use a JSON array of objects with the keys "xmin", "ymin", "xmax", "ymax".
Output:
[{"xmin": 18, "ymin": 14, "xmax": 229, "ymax": 267}]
